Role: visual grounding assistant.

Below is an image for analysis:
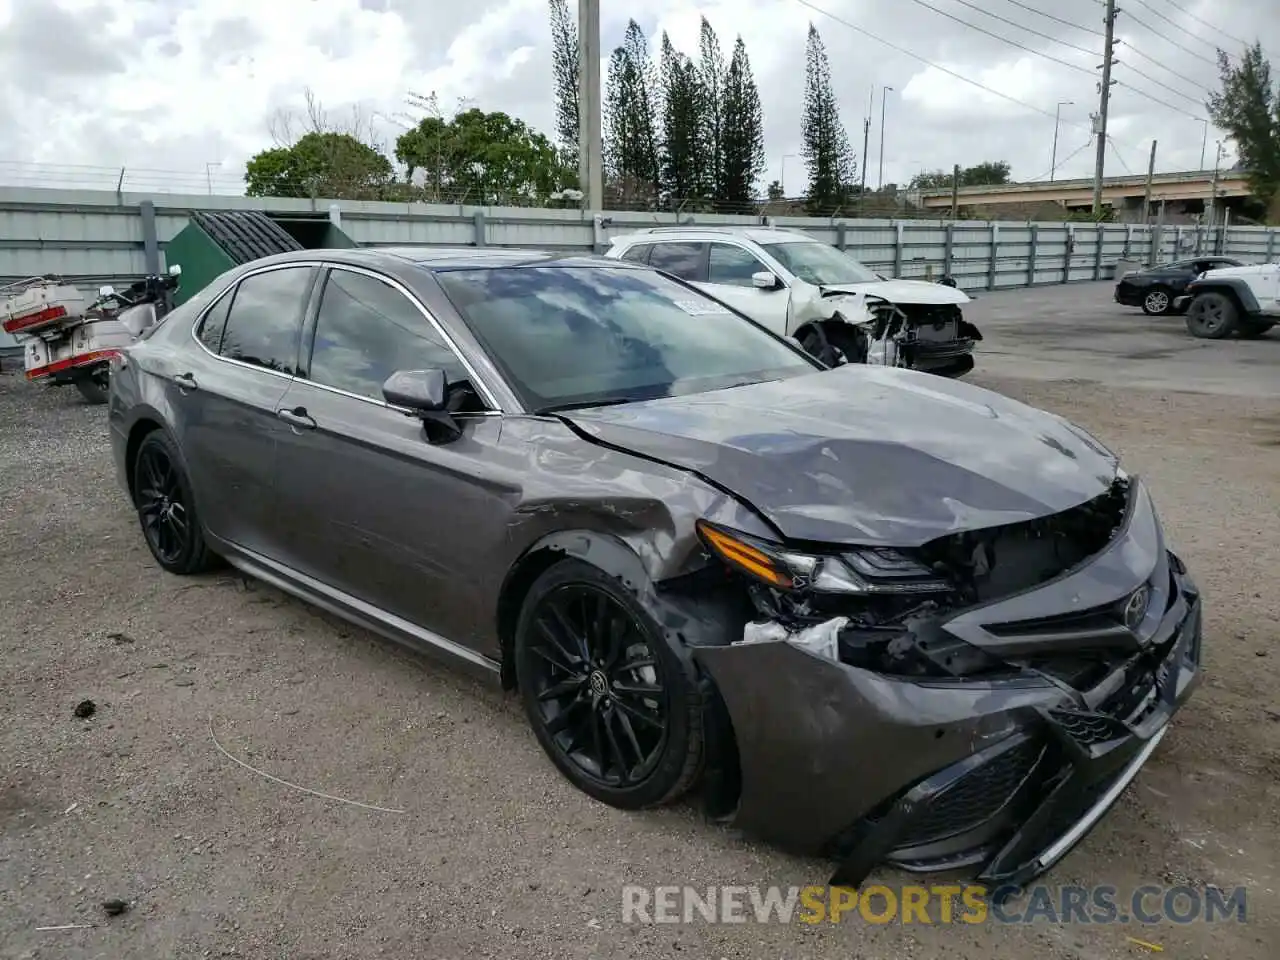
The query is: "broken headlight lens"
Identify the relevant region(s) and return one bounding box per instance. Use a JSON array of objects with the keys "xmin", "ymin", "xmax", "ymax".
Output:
[{"xmin": 696, "ymin": 520, "xmax": 953, "ymax": 594}]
